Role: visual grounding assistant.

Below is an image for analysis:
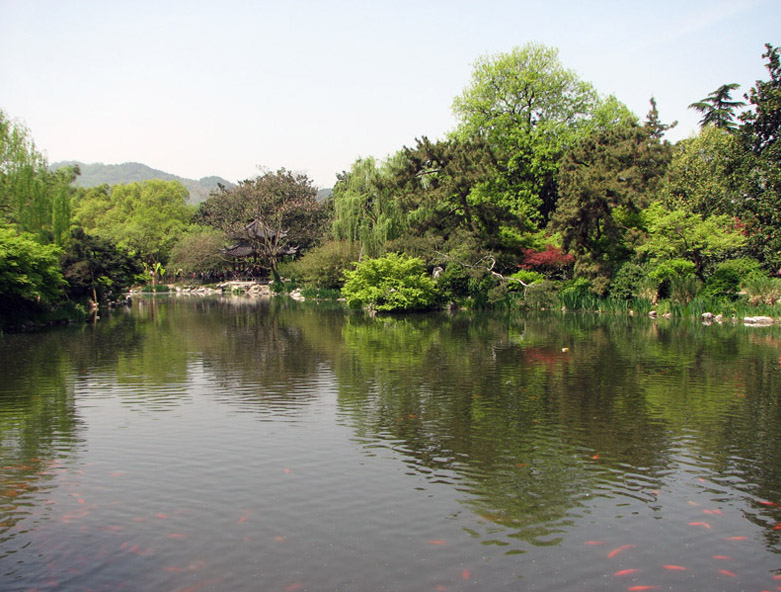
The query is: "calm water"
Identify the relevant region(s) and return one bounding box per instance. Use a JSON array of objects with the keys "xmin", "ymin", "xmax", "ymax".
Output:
[{"xmin": 1, "ymin": 296, "xmax": 781, "ymax": 592}]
